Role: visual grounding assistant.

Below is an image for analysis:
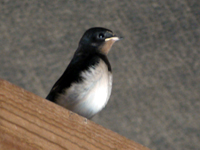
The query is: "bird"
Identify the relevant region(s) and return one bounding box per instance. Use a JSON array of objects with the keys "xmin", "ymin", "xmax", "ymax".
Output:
[{"xmin": 46, "ymin": 27, "xmax": 121, "ymax": 119}]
